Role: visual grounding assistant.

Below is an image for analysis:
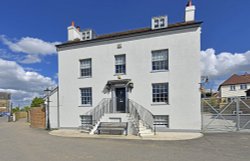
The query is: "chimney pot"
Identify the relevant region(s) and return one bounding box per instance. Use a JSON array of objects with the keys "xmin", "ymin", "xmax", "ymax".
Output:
[
  {"xmin": 186, "ymin": 0, "xmax": 192, "ymax": 7},
  {"xmin": 76, "ymin": 26, "xmax": 81, "ymax": 32}
]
